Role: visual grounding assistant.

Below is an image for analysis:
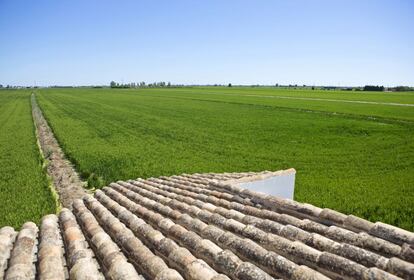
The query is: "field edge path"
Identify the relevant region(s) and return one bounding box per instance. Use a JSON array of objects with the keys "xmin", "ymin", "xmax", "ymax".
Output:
[
  {"xmin": 193, "ymin": 91, "xmax": 414, "ymax": 107},
  {"xmin": 31, "ymin": 93, "xmax": 87, "ymax": 209}
]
